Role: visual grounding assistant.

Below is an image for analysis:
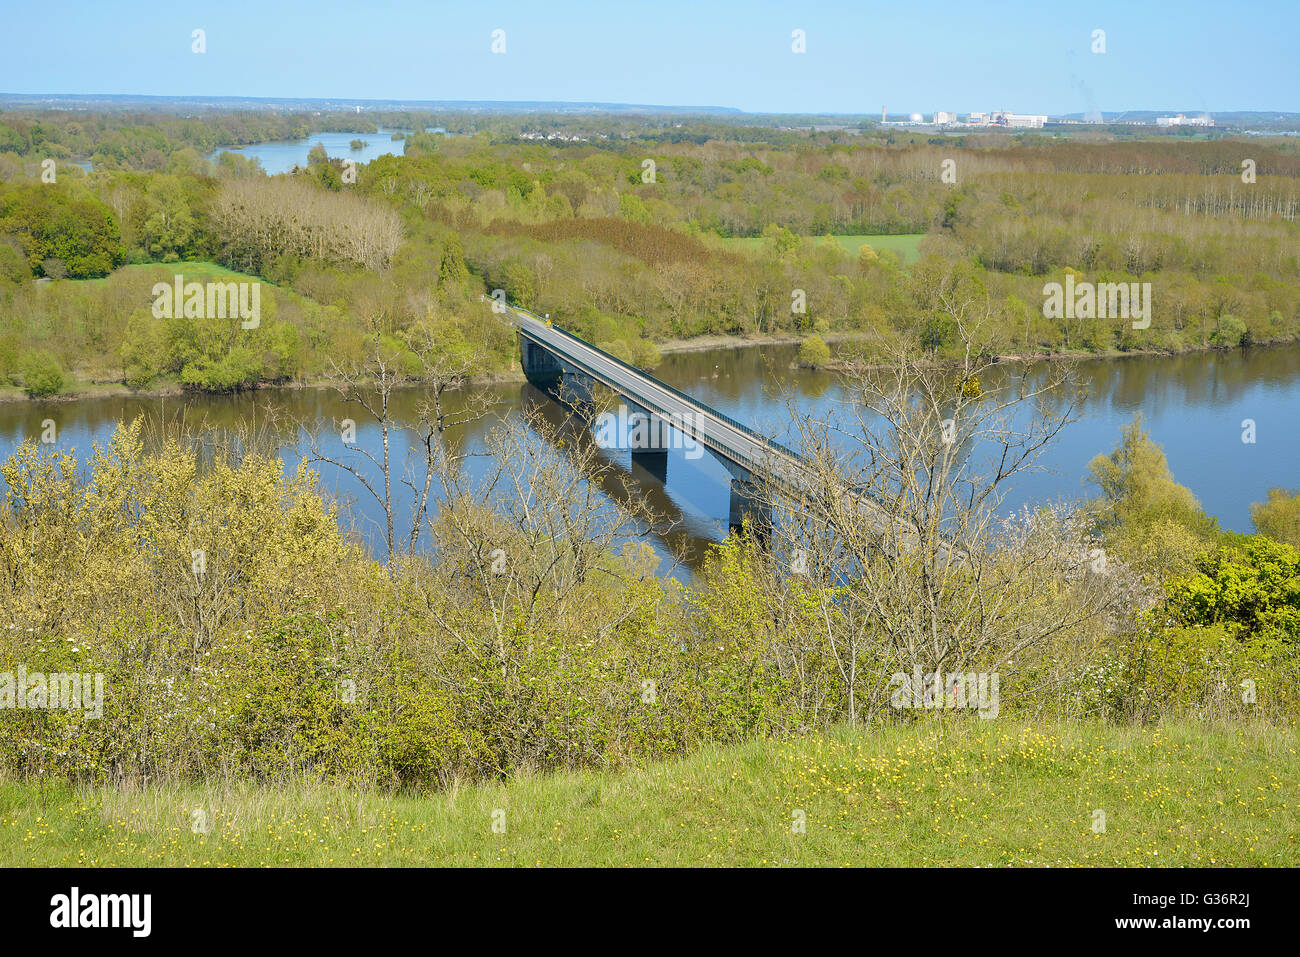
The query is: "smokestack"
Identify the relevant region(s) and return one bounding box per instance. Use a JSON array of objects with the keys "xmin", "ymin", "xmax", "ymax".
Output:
[{"xmin": 882, "ymin": 105, "xmax": 886, "ymax": 124}]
